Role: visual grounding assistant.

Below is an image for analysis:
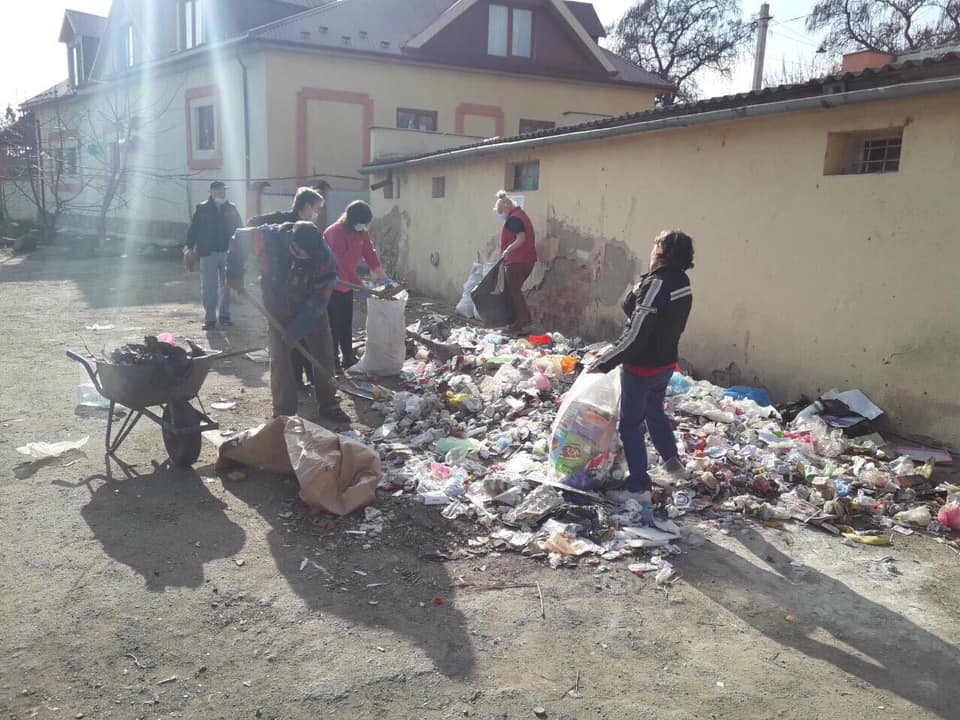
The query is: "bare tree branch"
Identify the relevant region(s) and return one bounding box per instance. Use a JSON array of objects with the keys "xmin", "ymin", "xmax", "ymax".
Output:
[
  {"xmin": 611, "ymin": 0, "xmax": 754, "ymax": 104},
  {"xmin": 807, "ymin": 0, "xmax": 960, "ymax": 54}
]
